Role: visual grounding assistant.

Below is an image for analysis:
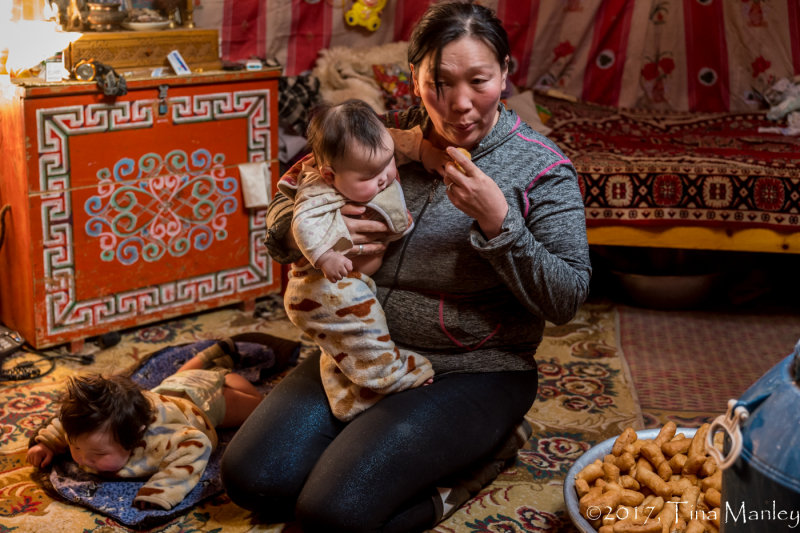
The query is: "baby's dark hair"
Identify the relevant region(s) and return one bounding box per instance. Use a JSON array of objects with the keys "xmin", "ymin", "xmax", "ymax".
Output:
[
  {"xmin": 306, "ymin": 99, "xmax": 390, "ymax": 168},
  {"xmin": 408, "ymin": 1, "xmax": 509, "ymax": 97},
  {"xmin": 58, "ymin": 374, "xmax": 154, "ymax": 451}
]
